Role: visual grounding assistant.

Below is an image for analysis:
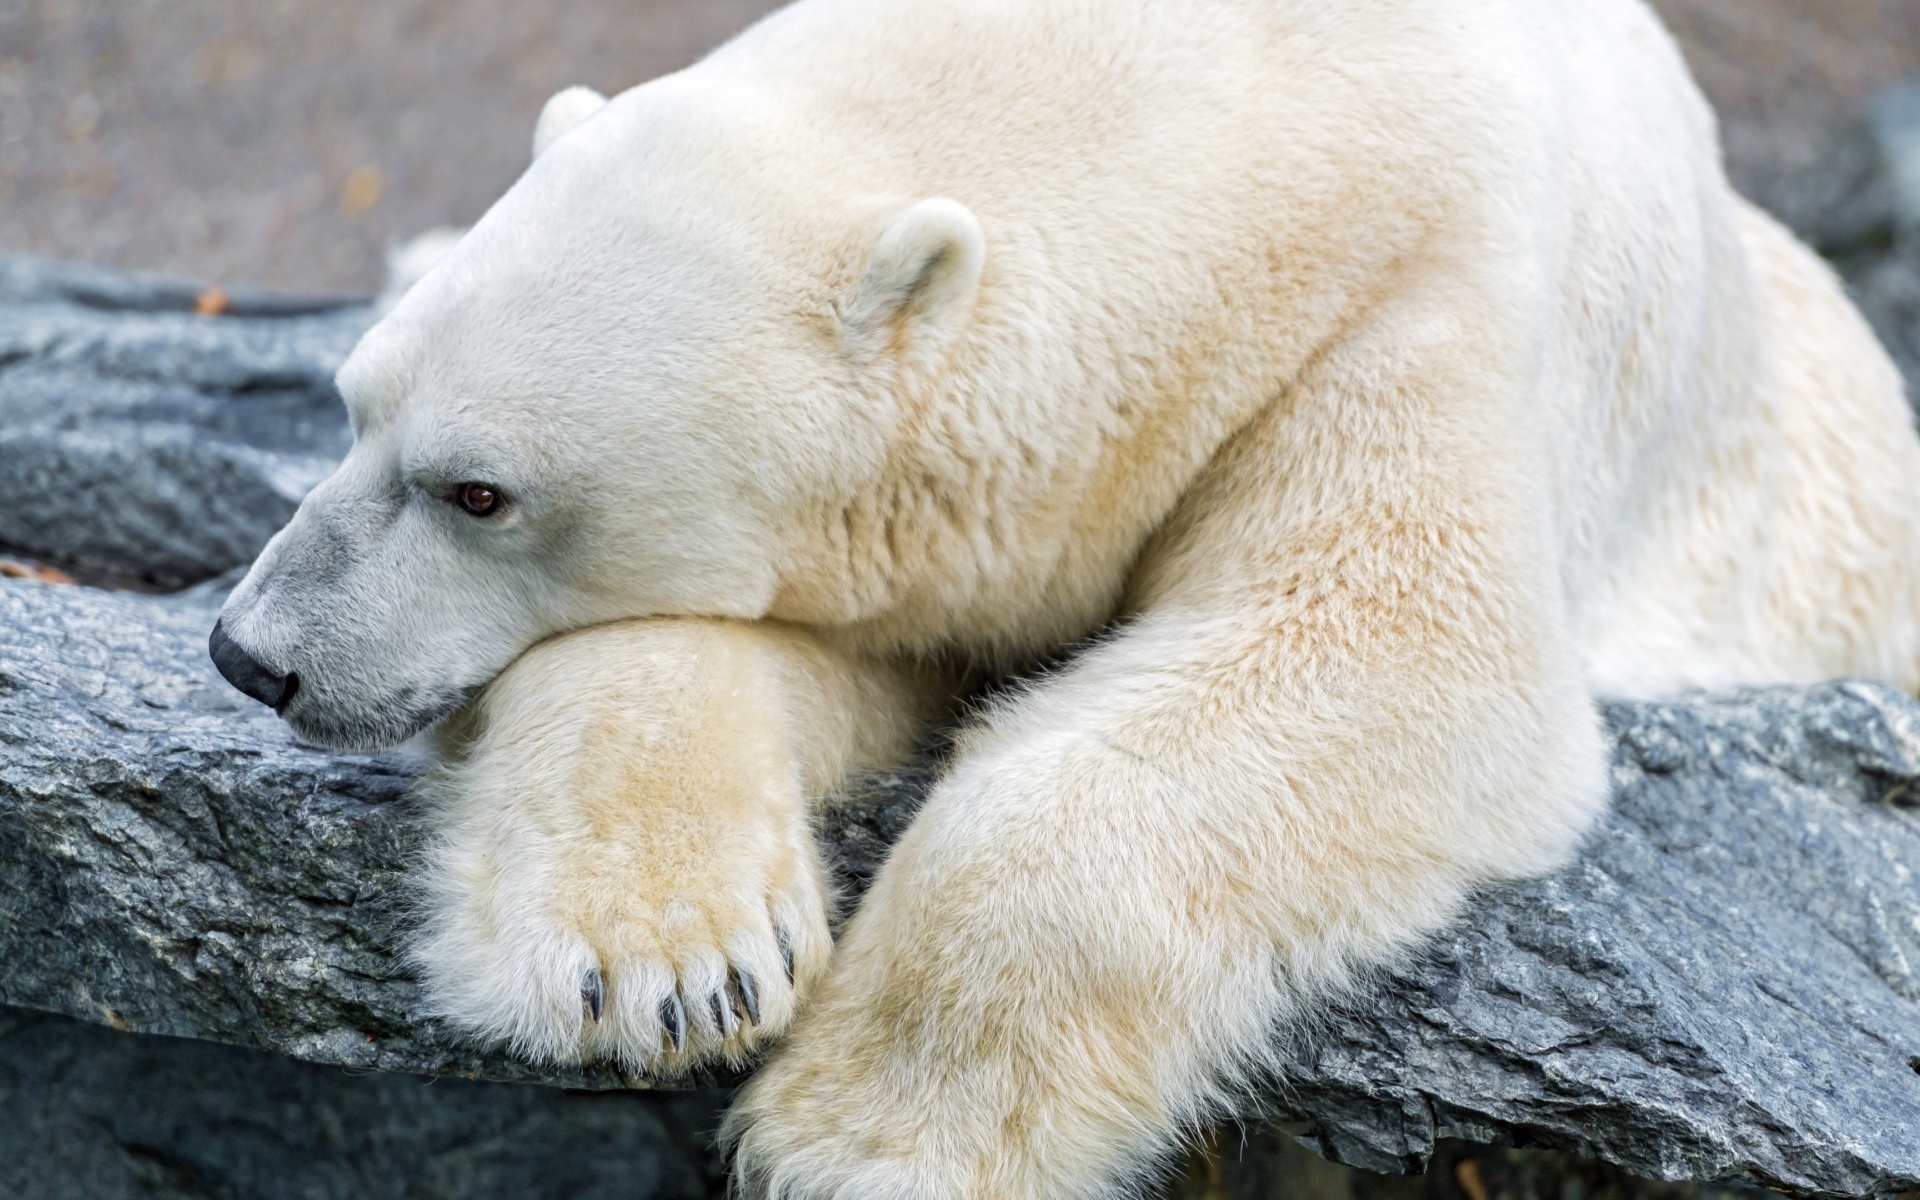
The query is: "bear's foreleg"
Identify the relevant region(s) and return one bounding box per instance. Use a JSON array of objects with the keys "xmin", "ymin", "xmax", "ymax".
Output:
[
  {"xmin": 412, "ymin": 616, "xmax": 940, "ymax": 1071},
  {"xmin": 725, "ymin": 294, "xmax": 1612, "ymax": 1198}
]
